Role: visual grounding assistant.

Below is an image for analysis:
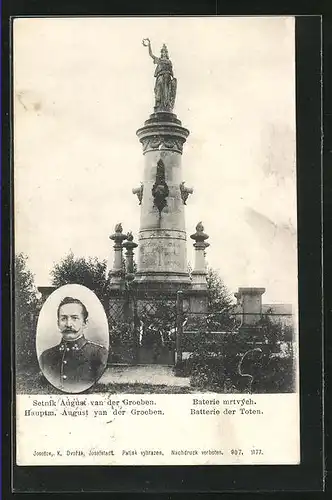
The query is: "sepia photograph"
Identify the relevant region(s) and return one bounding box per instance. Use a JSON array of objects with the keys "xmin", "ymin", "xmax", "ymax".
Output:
[
  {"xmin": 14, "ymin": 16, "xmax": 300, "ymax": 466},
  {"xmin": 34, "ymin": 284, "xmax": 109, "ymax": 394}
]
